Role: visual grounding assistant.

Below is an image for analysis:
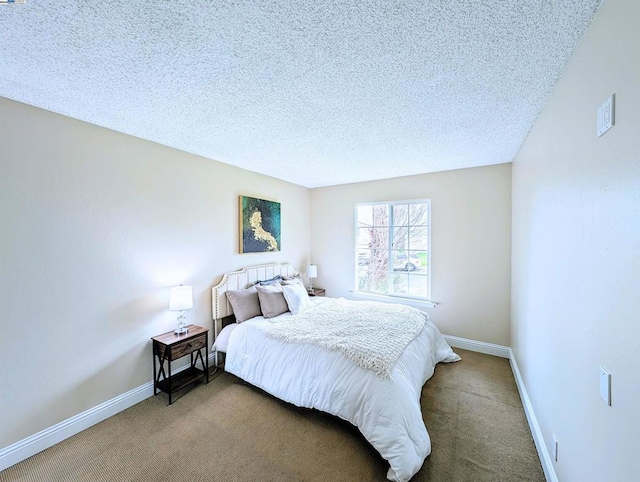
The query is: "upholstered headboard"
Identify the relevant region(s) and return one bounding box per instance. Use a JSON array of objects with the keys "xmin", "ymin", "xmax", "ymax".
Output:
[{"xmin": 211, "ymin": 263, "xmax": 297, "ymax": 334}]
